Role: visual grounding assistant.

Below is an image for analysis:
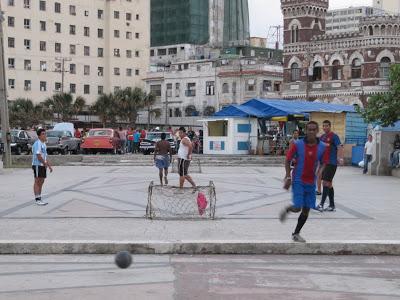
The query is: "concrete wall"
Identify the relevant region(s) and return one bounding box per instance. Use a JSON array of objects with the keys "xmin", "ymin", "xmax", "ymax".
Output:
[{"xmin": 370, "ymin": 130, "xmax": 399, "ymax": 176}]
